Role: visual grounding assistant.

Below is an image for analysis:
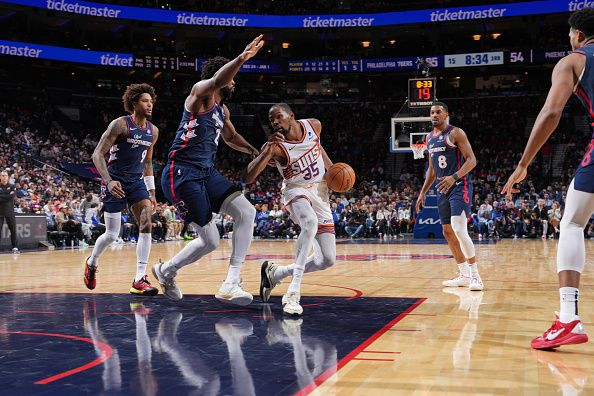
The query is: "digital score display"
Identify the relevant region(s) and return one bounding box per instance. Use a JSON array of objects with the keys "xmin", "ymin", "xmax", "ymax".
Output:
[{"xmin": 408, "ymin": 78, "xmax": 436, "ymax": 108}]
